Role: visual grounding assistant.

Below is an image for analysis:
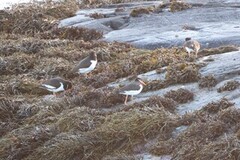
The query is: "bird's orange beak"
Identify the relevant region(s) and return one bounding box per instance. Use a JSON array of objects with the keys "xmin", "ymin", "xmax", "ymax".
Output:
[{"xmin": 139, "ymin": 80, "xmax": 147, "ymax": 86}]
